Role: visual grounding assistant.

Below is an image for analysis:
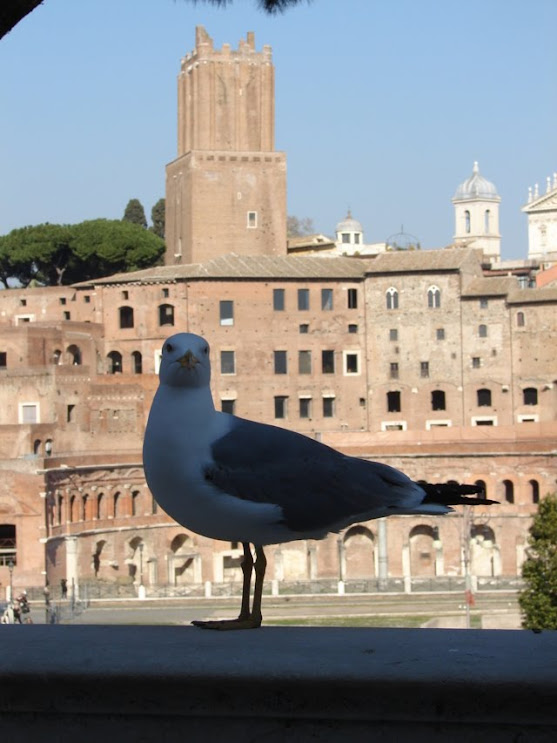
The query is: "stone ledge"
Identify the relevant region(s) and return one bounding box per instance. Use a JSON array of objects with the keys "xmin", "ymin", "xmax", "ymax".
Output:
[{"xmin": 0, "ymin": 626, "xmax": 556, "ymax": 741}]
